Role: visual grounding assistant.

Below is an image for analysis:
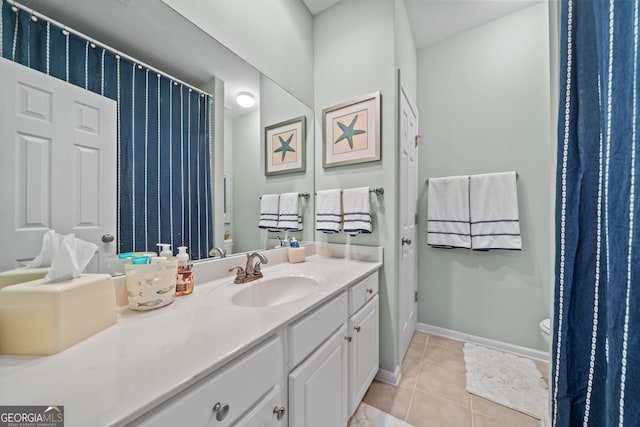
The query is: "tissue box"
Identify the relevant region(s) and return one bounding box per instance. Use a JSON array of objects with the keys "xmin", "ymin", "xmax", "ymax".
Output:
[
  {"xmin": 0, "ymin": 274, "xmax": 117, "ymax": 355},
  {"xmin": 0, "ymin": 267, "xmax": 49, "ymax": 290}
]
